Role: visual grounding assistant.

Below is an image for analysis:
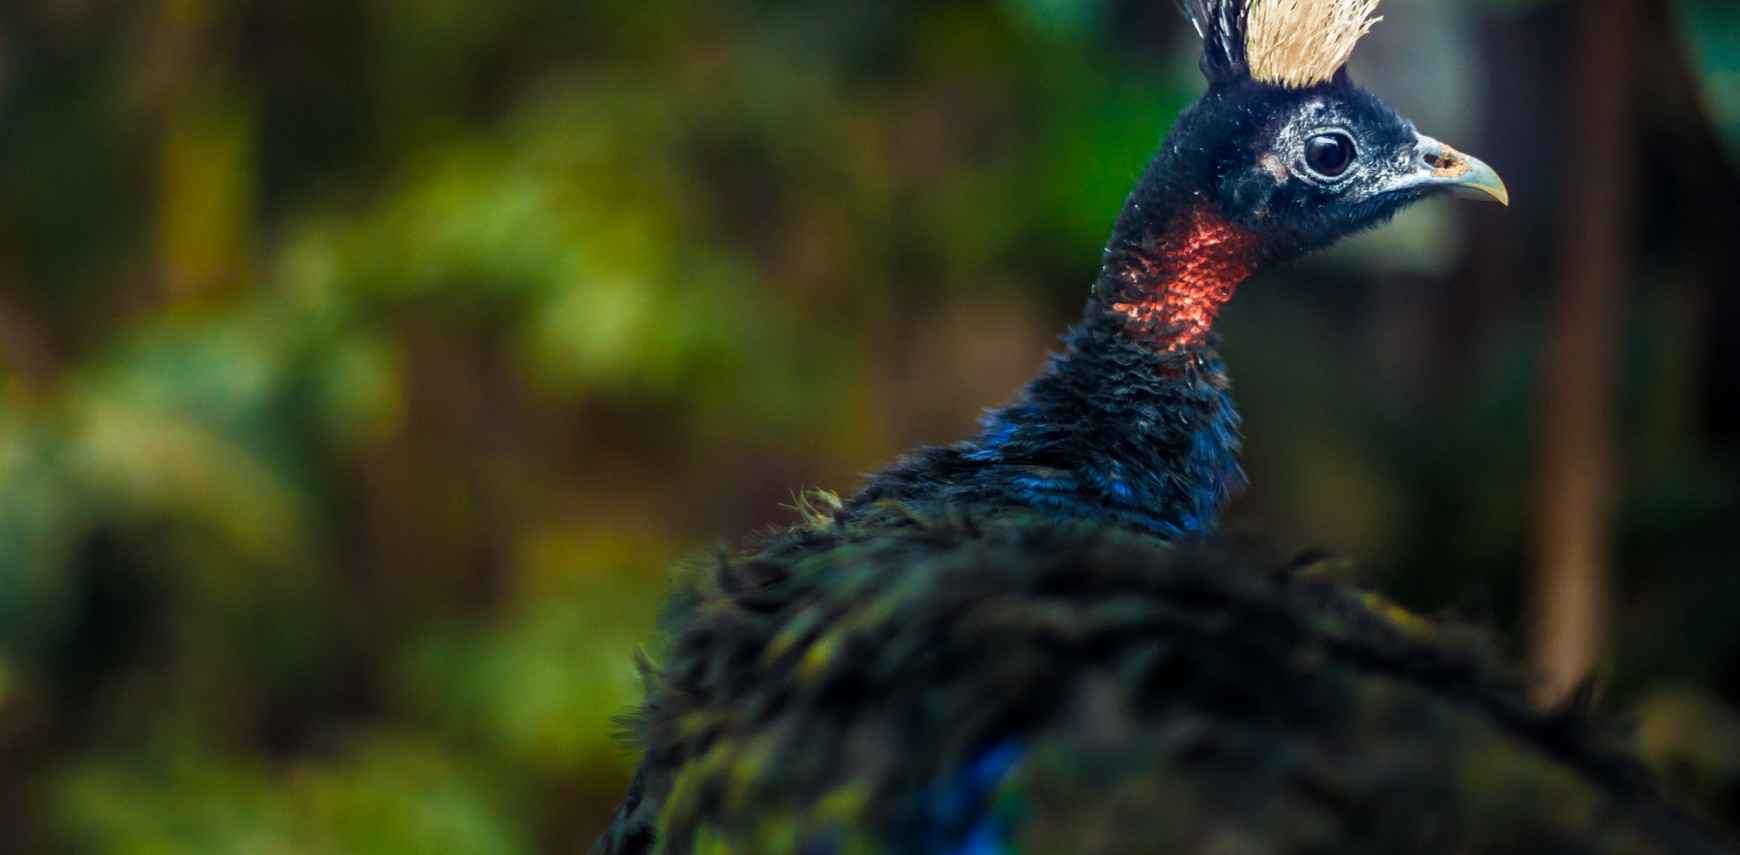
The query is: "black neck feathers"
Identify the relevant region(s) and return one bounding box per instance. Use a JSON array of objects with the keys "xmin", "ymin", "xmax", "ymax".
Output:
[{"xmin": 847, "ymin": 118, "xmax": 1275, "ymax": 536}]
